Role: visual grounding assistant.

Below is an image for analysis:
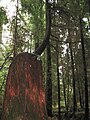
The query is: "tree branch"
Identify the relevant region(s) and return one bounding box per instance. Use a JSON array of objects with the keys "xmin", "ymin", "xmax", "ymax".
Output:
[
  {"xmin": 34, "ymin": 2, "xmax": 51, "ymax": 55},
  {"xmin": 0, "ymin": 50, "xmax": 13, "ymax": 71}
]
